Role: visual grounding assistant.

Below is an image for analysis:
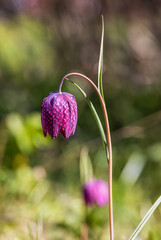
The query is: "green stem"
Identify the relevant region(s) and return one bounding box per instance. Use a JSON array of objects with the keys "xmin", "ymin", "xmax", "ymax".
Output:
[
  {"xmin": 129, "ymin": 196, "xmax": 161, "ymax": 240},
  {"xmin": 68, "ymin": 79, "xmax": 108, "ymax": 159},
  {"xmin": 59, "ymin": 72, "xmax": 114, "ymax": 240}
]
